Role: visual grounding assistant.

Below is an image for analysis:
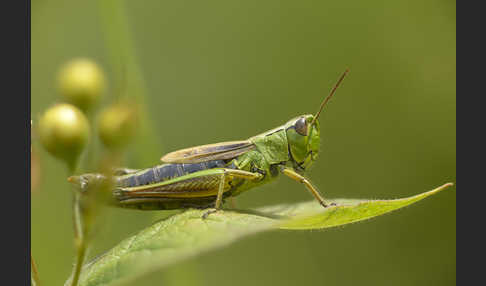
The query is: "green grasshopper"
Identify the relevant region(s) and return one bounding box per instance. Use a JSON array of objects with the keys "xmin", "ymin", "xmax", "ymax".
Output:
[{"xmin": 68, "ymin": 70, "xmax": 348, "ymax": 217}]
